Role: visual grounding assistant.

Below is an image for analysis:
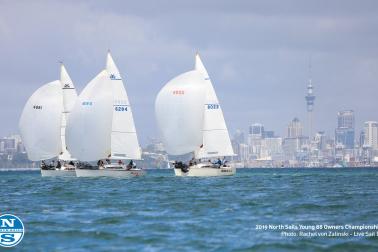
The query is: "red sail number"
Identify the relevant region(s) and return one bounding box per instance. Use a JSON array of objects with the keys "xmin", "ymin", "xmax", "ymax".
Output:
[{"xmin": 173, "ymin": 90, "xmax": 185, "ymax": 95}]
